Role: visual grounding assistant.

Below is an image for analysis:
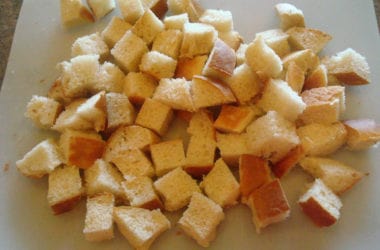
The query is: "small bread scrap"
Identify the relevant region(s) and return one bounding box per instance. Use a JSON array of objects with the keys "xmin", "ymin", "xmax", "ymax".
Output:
[
  {"xmin": 71, "ymin": 32, "xmax": 109, "ymax": 61},
  {"xmin": 87, "ymin": 0, "xmax": 115, "ymax": 20},
  {"xmin": 275, "ymin": 3, "xmax": 305, "ymax": 31},
  {"xmin": 101, "ymin": 17, "xmax": 132, "ymax": 48},
  {"xmin": 214, "ymin": 105, "xmax": 255, "ymax": 133},
  {"xmin": 25, "ymin": 95, "xmax": 62, "ymax": 129},
  {"xmin": 112, "ymin": 149, "xmax": 155, "ymax": 178},
  {"xmin": 60, "ymin": 0, "xmax": 94, "ymax": 28},
  {"xmin": 123, "ymin": 72, "xmax": 157, "ymax": 105},
  {"xmin": 344, "ymin": 119, "xmax": 380, "ymax": 150},
  {"xmin": 286, "ymin": 27, "xmax": 332, "ymax": 54}
]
